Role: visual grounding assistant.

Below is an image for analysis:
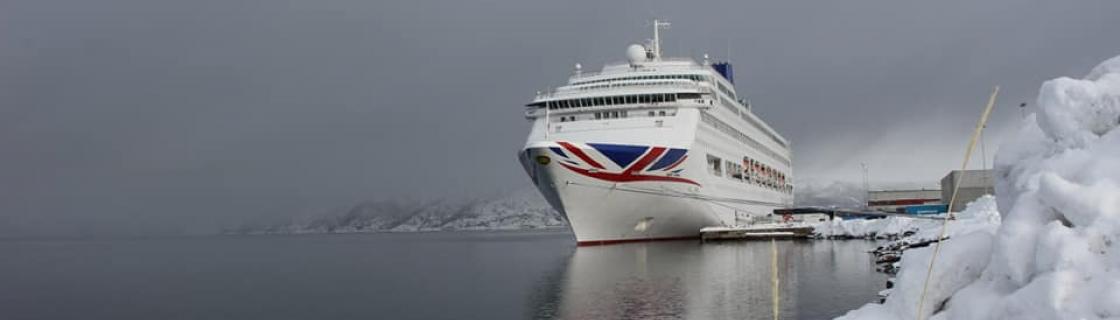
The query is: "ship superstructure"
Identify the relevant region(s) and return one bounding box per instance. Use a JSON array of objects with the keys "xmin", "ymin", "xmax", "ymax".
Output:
[{"xmin": 519, "ymin": 21, "xmax": 793, "ymax": 245}]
